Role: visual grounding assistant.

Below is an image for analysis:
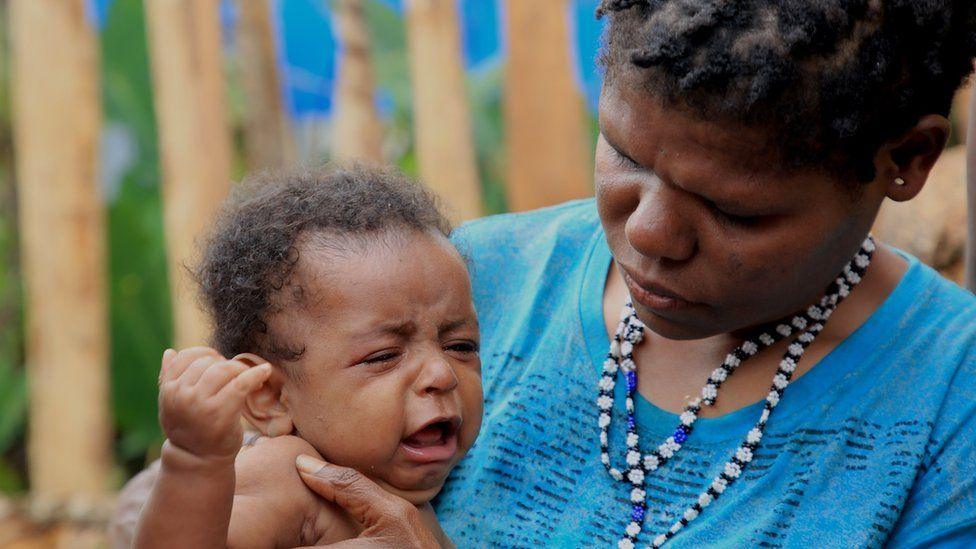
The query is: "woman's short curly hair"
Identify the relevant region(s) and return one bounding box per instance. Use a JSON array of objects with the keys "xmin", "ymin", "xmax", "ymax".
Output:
[
  {"xmin": 195, "ymin": 164, "xmax": 452, "ymax": 364},
  {"xmin": 597, "ymin": 0, "xmax": 976, "ymax": 181}
]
